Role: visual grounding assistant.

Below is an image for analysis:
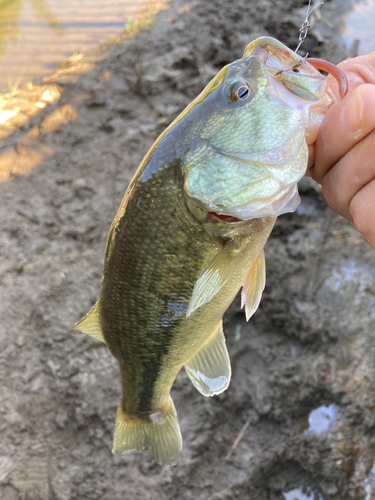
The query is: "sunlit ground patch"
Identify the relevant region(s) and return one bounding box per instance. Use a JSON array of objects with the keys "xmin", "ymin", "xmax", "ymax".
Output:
[{"xmin": 0, "ymin": 2, "xmax": 171, "ymax": 181}]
